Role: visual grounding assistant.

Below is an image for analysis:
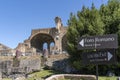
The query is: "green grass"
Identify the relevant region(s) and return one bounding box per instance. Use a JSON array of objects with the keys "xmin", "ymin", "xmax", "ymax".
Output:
[
  {"xmin": 26, "ymin": 70, "xmax": 64, "ymax": 80},
  {"xmin": 99, "ymin": 76, "xmax": 117, "ymax": 80},
  {"xmin": 2, "ymin": 78, "xmax": 12, "ymax": 80}
]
